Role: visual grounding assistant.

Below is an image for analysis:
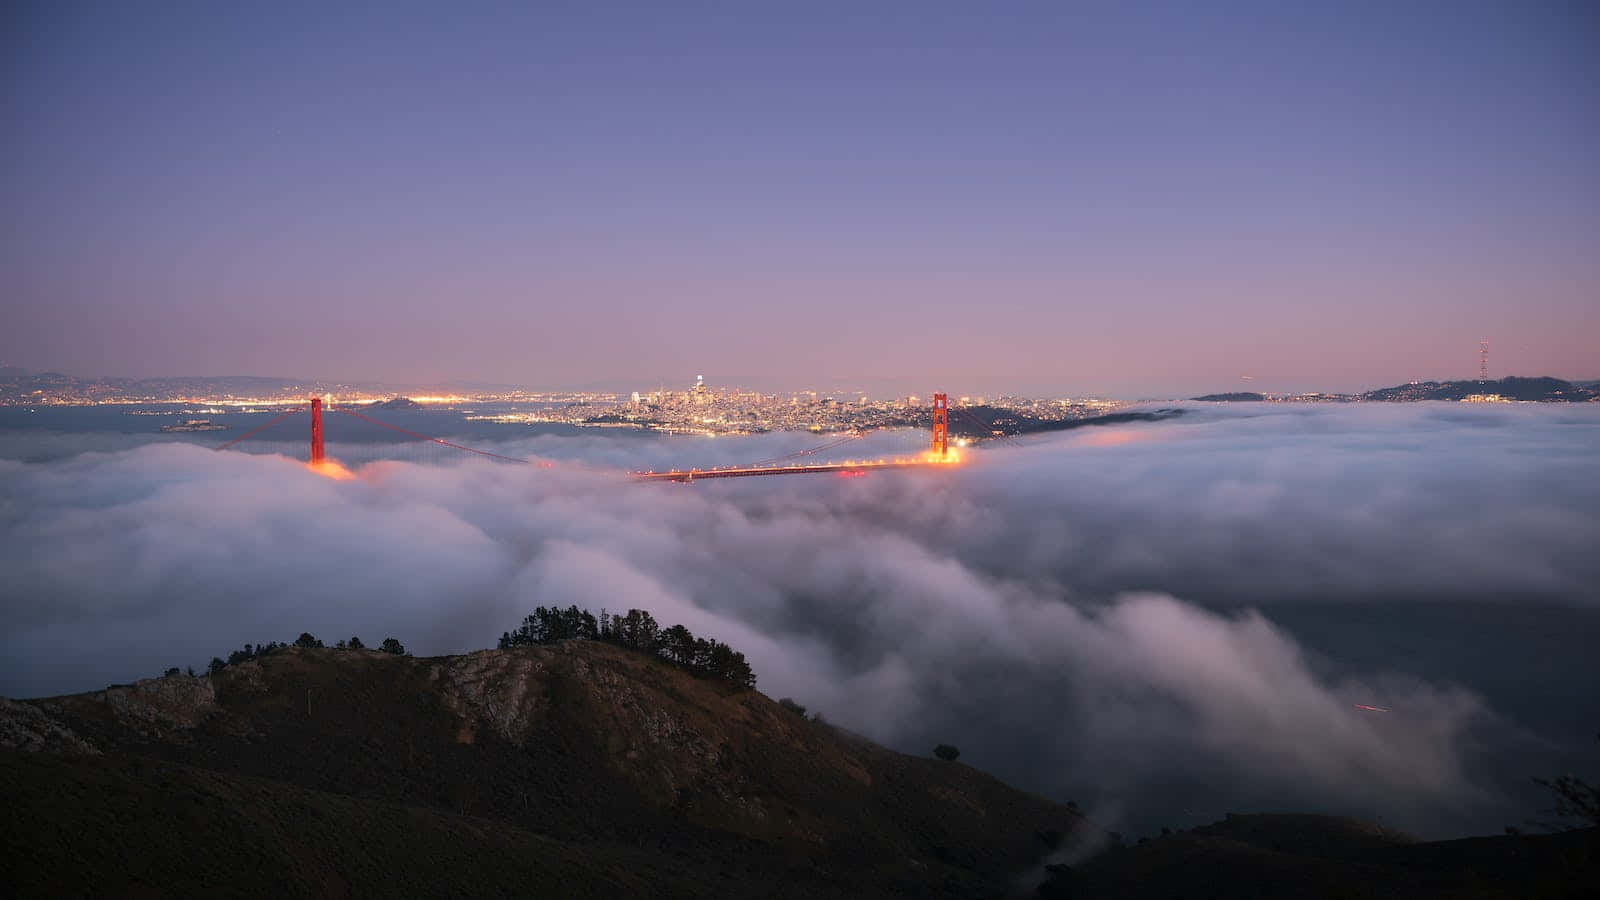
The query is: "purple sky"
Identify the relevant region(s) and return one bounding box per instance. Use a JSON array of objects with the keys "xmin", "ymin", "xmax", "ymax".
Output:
[{"xmin": 4, "ymin": 2, "xmax": 1596, "ymax": 396}]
